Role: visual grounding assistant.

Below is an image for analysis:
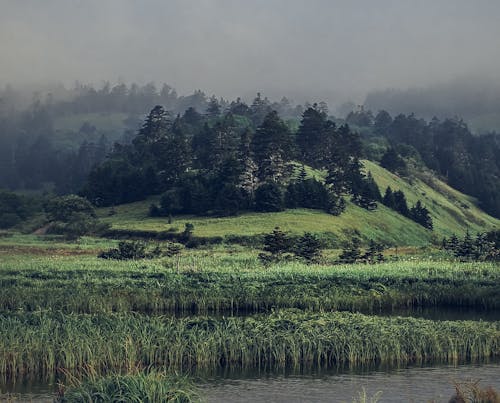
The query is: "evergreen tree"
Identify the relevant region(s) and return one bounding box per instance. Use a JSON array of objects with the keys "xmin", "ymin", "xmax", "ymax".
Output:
[
  {"xmin": 337, "ymin": 237, "xmax": 362, "ymax": 264},
  {"xmin": 252, "ymin": 111, "xmax": 292, "ymax": 183},
  {"xmin": 259, "ymin": 227, "xmax": 292, "ymax": 264},
  {"xmin": 380, "ymin": 148, "xmax": 406, "ymax": 175},
  {"xmin": 206, "ymin": 95, "xmax": 221, "ymax": 118},
  {"xmin": 295, "ymin": 232, "xmax": 322, "ymax": 263},
  {"xmin": 409, "ymin": 200, "xmax": 433, "ymax": 230},
  {"xmin": 254, "ymin": 182, "xmax": 285, "ymax": 212},
  {"xmin": 297, "ymin": 106, "xmax": 329, "ymax": 168},
  {"xmin": 393, "ymin": 190, "xmax": 410, "ymax": 217},
  {"xmin": 382, "ymin": 186, "xmax": 395, "ymax": 208},
  {"xmin": 362, "ymin": 240, "xmax": 385, "ymax": 264}
]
